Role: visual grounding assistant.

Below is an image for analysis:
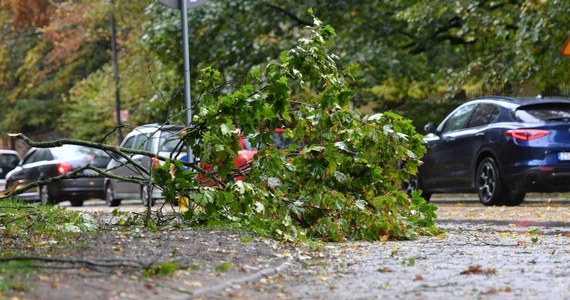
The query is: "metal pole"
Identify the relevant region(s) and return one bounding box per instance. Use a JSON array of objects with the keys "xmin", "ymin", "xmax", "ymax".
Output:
[
  {"xmin": 110, "ymin": 0, "xmax": 123, "ymax": 144},
  {"xmin": 180, "ymin": 0, "xmax": 193, "ymax": 164}
]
